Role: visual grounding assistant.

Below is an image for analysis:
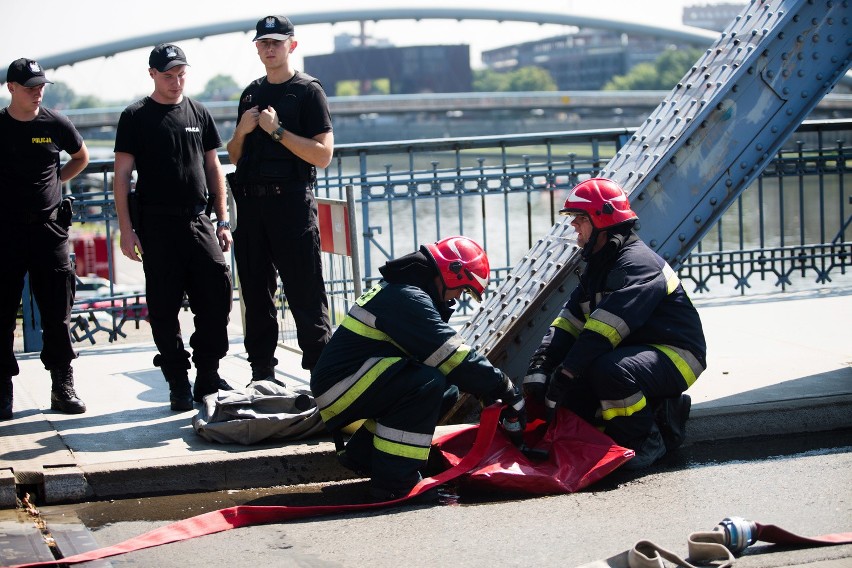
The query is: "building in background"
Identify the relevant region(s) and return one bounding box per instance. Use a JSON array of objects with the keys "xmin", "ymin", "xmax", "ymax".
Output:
[
  {"xmin": 481, "ymin": 30, "xmax": 678, "ymax": 91},
  {"xmin": 305, "ymin": 44, "xmax": 472, "ymax": 95}
]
